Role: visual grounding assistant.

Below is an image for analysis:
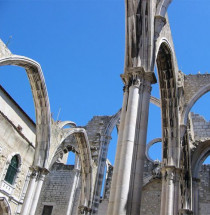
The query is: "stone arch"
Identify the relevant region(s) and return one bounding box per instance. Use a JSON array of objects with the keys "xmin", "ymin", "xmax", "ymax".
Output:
[
  {"xmin": 156, "ymin": 0, "xmax": 172, "ymax": 17},
  {"xmin": 192, "ymin": 140, "xmax": 210, "ymax": 178},
  {"xmin": 146, "ymin": 138, "xmax": 162, "ymax": 162},
  {"xmin": 0, "ymin": 197, "xmax": 11, "ymax": 215},
  {"xmin": 191, "ymin": 140, "xmax": 210, "ymax": 214},
  {"xmin": 182, "ymin": 83, "xmax": 210, "ymax": 125},
  {"xmin": 91, "ymin": 110, "xmax": 121, "ymax": 213},
  {"xmin": 156, "ymin": 41, "xmax": 179, "ymax": 165},
  {"xmin": 50, "ymin": 127, "xmax": 93, "ymax": 212},
  {"xmin": 57, "ymin": 120, "xmax": 77, "ymax": 129},
  {"xmin": 0, "ymin": 55, "xmax": 51, "ymax": 168}
]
